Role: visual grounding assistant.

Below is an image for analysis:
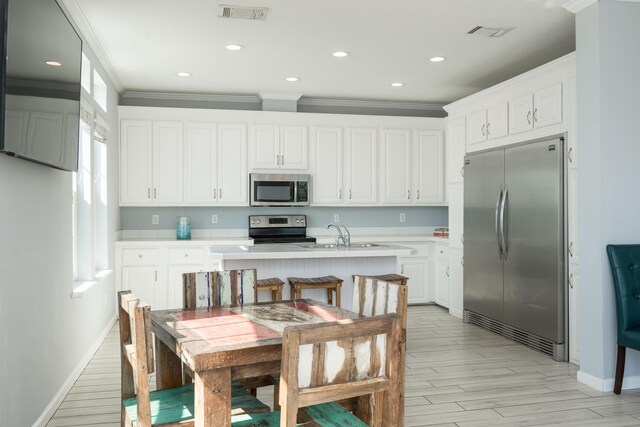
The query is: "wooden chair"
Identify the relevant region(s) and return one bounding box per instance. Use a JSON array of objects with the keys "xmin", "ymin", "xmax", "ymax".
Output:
[
  {"xmin": 229, "ymin": 314, "xmax": 403, "ymax": 426},
  {"xmin": 117, "ymin": 290, "xmax": 268, "ymax": 426},
  {"xmin": 254, "ymin": 277, "xmax": 285, "ymax": 303},
  {"xmin": 287, "ymin": 275, "xmax": 343, "ymax": 307}
]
